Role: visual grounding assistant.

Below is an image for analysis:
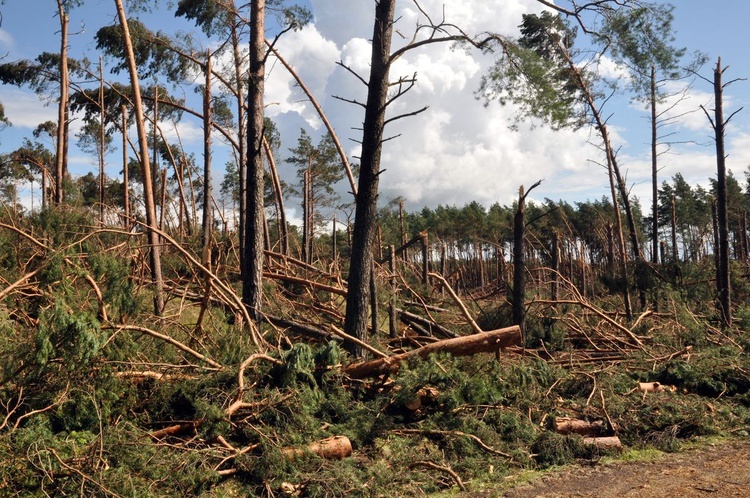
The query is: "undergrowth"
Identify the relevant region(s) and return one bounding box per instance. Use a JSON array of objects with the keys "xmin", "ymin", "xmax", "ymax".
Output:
[{"xmin": 1, "ymin": 206, "xmax": 750, "ymax": 496}]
